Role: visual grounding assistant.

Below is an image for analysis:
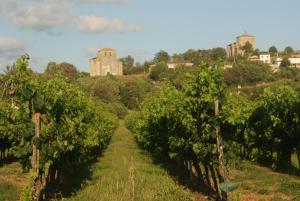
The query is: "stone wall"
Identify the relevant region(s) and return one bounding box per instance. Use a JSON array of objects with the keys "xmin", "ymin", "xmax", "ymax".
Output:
[
  {"xmin": 90, "ymin": 48, "xmax": 123, "ymax": 76},
  {"xmin": 227, "ymin": 34, "xmax": 256, "ymax": 57}
]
